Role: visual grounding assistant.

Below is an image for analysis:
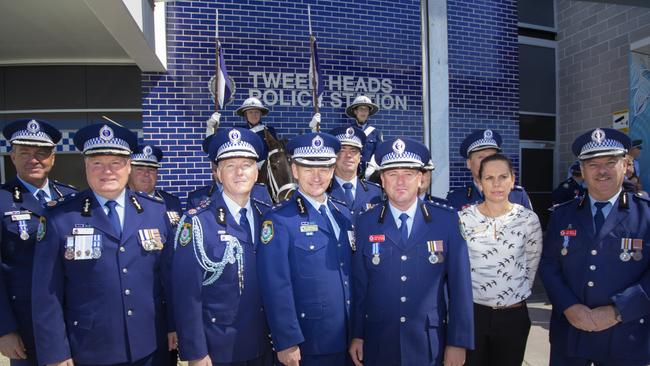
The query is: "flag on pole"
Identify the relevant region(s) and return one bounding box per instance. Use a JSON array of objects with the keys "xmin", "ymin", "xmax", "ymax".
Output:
[
  {"xmin": 216, "ymin": 41, "xmax": 233, "ymax": 109},
  {"xmin": 309, "ymin": 35, "xmax": 325, "ymax": 108}
]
